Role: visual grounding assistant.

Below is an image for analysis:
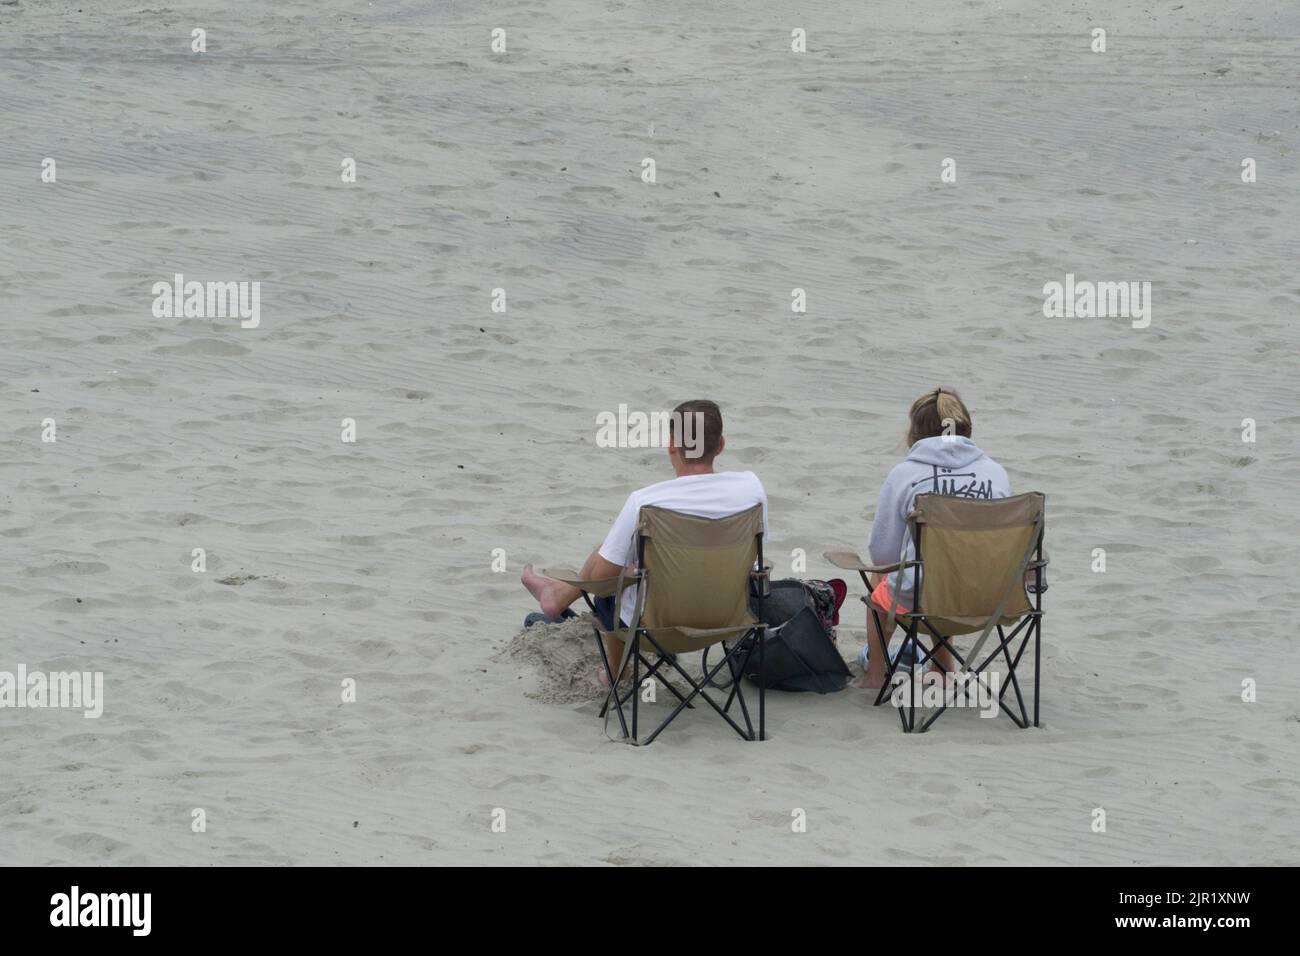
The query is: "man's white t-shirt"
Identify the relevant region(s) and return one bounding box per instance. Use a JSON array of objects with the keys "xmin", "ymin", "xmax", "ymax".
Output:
[{"xmin": 598, "ymin": 470, "xmax": 769, "ymax": 624}]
